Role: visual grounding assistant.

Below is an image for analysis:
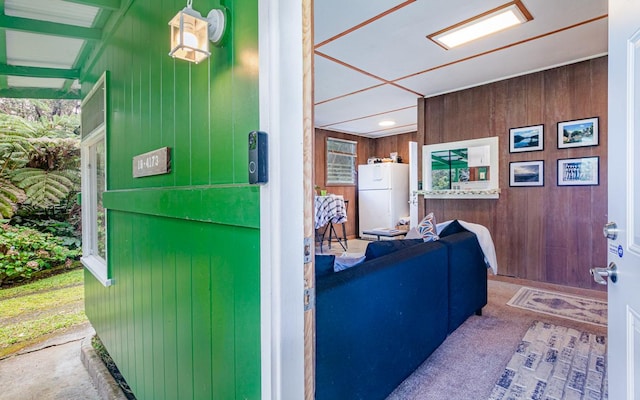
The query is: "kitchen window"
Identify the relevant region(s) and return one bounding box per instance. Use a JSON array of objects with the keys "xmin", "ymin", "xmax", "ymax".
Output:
[{"xmin": 326, "ymin": 138, "xmax": 357, "ymax": 185}]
